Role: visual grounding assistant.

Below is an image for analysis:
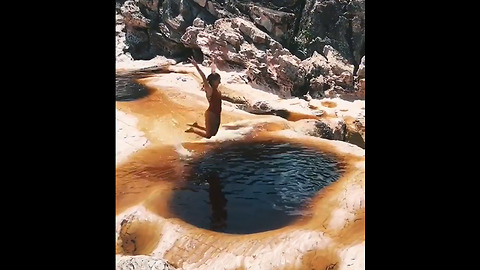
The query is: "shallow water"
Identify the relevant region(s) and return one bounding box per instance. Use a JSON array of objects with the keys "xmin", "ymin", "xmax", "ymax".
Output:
[
  {"xmin": 345, "ymin": 131, "xmax": 365, "ymax": 149},
  {"xmin": 116, "ymin": 72, "xmax": 155, "ymax": 101},
  {"xmin": 169, "ymin": 141, "xmax": 343, "ymax": 234}
]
